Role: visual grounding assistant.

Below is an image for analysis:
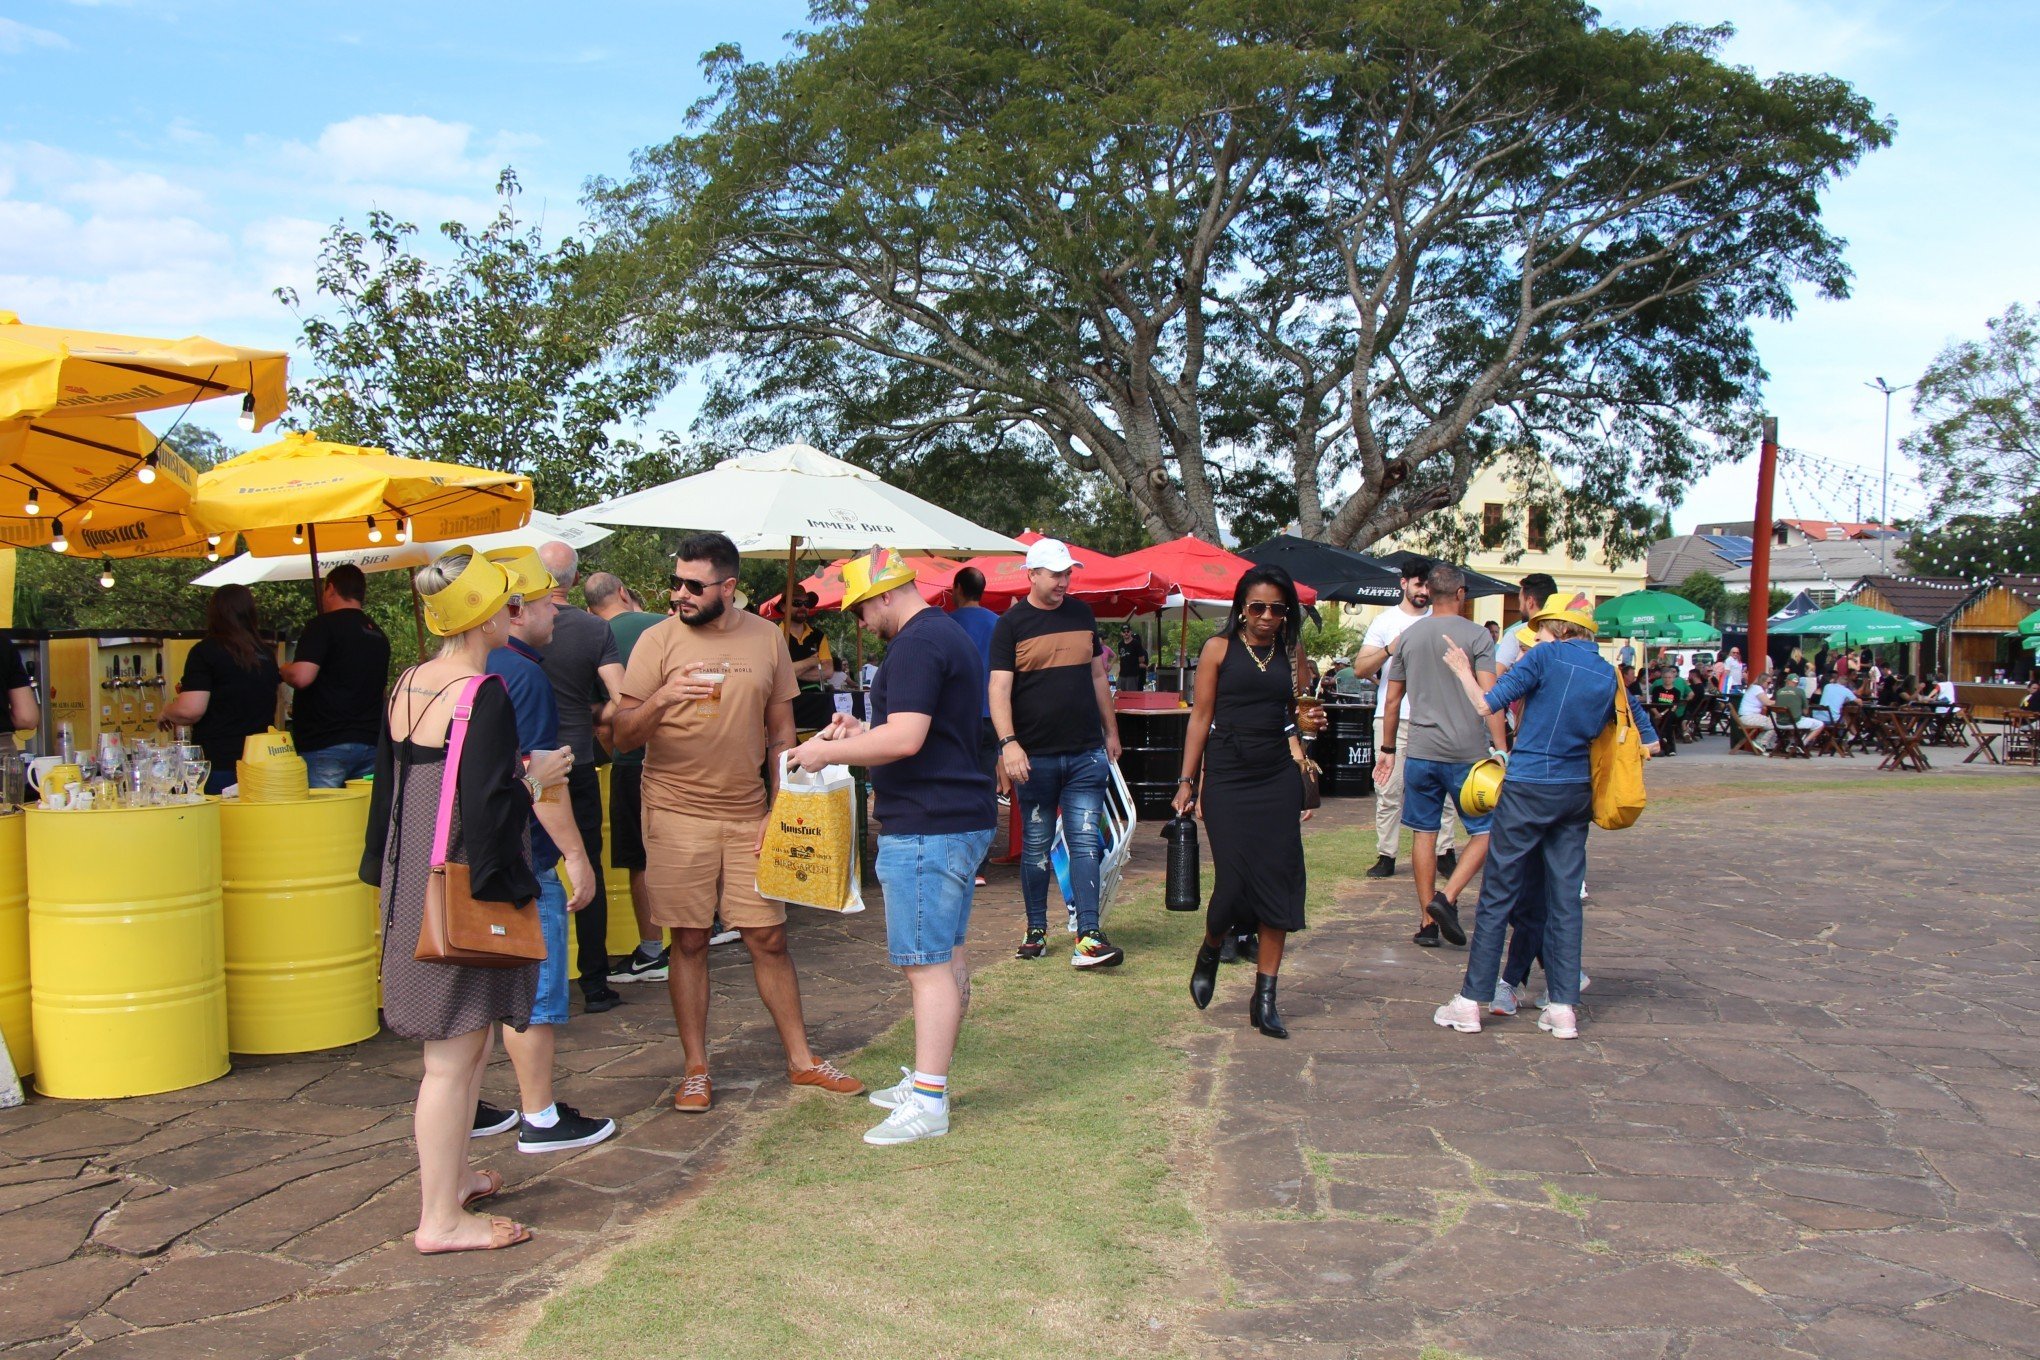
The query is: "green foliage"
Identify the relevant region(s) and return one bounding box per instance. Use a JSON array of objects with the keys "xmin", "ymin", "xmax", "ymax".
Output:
[
  {"xmin": 587, "ymin": 0, "xmax": 1888, "ymax": 559},
  {"xmin": 1669, "ymin": 569, "xmax": 1728, "ymax": 623},
  {"xmin": 278, "ymin": 170, "xmax": 666, "ymax": 513},
  {"xmin": 1900, "ymin": 496, "xmax": 2040, "ymax": 579},
  {"xmin": 1903, "ymin": 302, "xmax": 2040, "ymax": 522}
]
